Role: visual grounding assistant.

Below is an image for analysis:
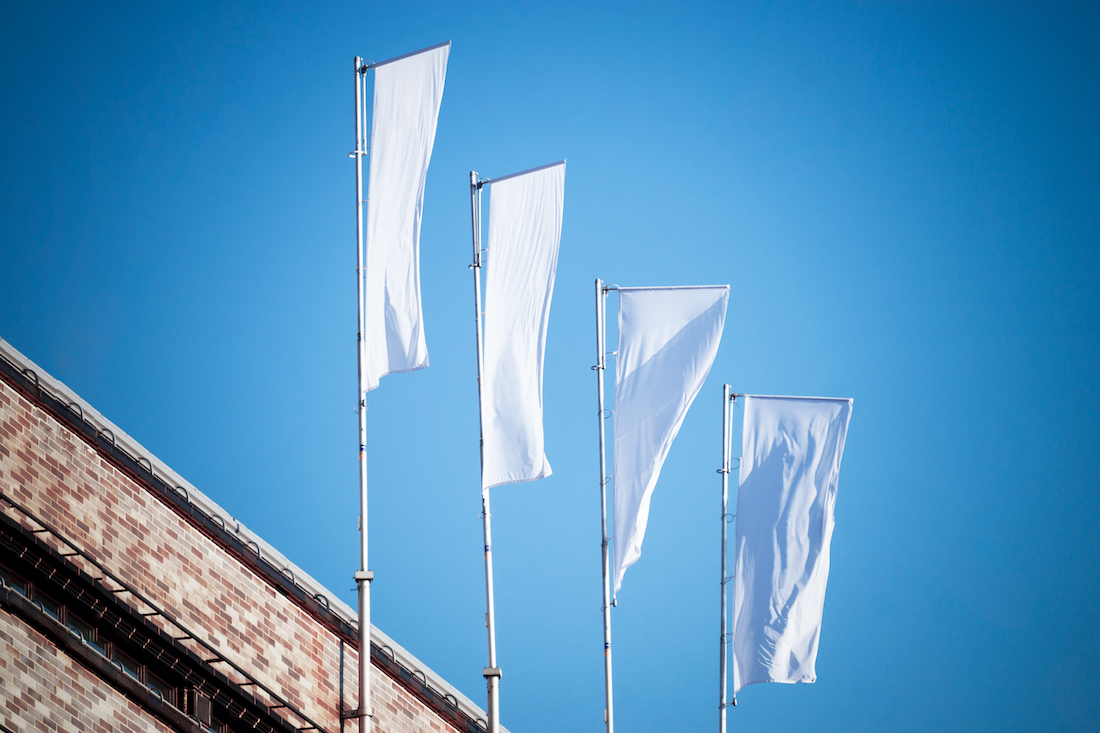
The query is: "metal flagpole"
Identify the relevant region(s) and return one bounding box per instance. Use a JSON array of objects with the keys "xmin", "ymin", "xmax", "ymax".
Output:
[
  {"xmin": 719, "ymin": 384, "xmax": 734, "ymax": 733},
  {"xmin": 469, "ymin": 171, "xmax": 502, "ymax": 733},
  {"xmin": 594, "ymin": 278, "xmax": 614, "ymax": 733},
  {"xmin": 353, "ymin": 56, "xmax": 374, "ymax": 733}
]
